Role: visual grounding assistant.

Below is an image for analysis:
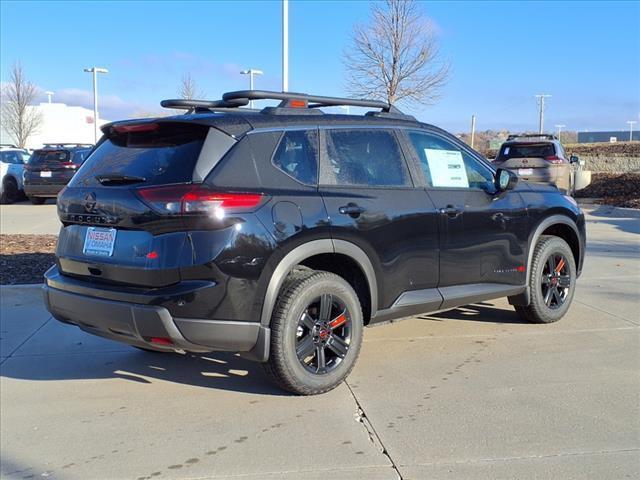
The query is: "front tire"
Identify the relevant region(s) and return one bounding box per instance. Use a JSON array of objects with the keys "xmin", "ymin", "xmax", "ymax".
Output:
[
  {"xmin": 515, "ymin": 235, "xmax": 576, "ymax": 324},
  {"xmin": 263, "ymin": 270, "xmax": 364, "ymax": 395}
]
